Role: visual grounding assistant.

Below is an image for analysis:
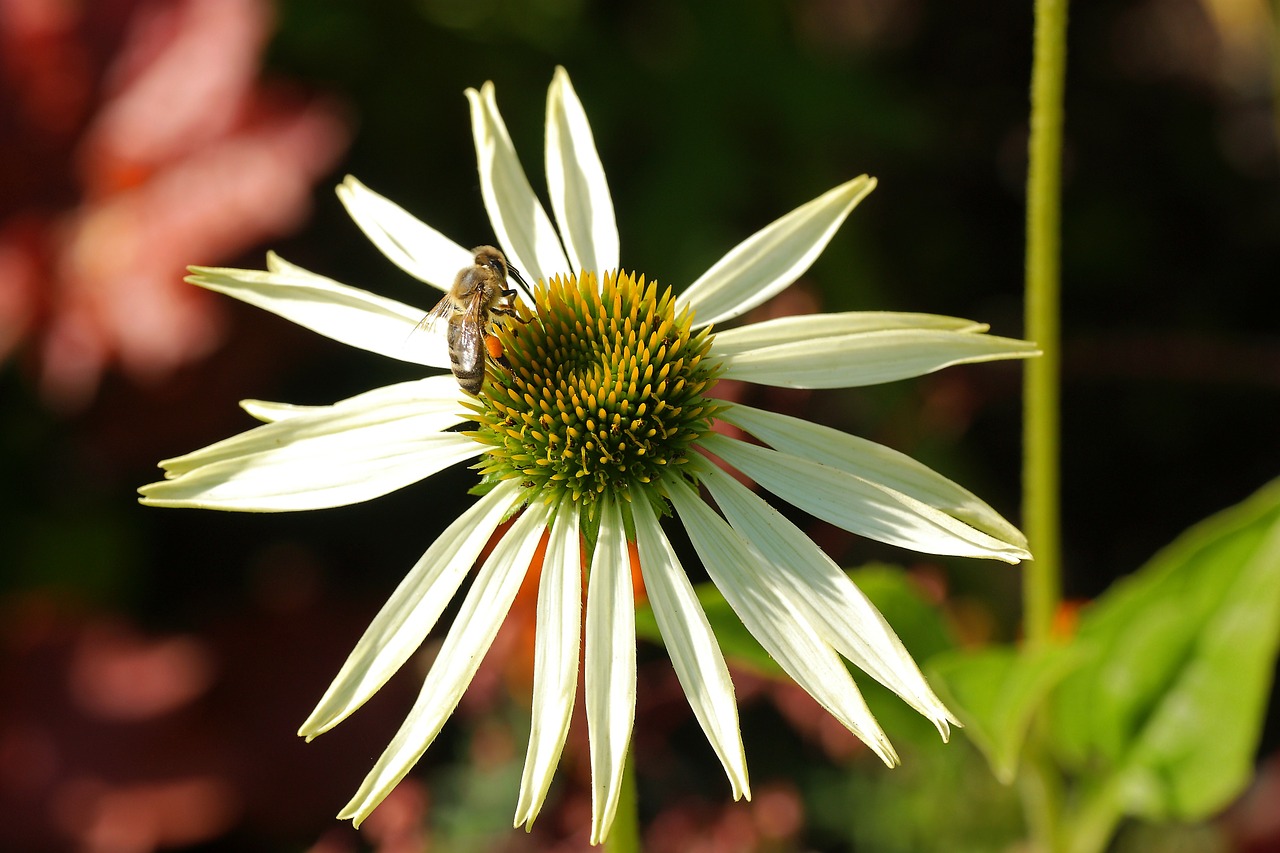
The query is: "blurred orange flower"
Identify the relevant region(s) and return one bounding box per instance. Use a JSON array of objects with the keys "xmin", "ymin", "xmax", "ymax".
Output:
[{"xmin": 0, "ymin": 0, "xmax": 349, "ymax": 408}]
